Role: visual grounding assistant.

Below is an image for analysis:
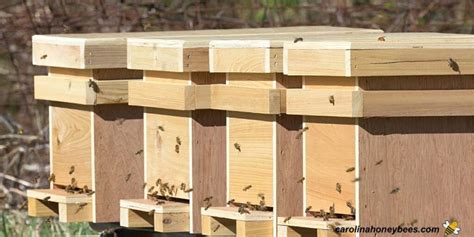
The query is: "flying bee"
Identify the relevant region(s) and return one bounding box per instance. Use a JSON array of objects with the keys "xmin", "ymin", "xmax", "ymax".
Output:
[
  {"xmin": 69, "ymin": 166, "xmax": 75, "ymax": 175},
  {"xmin": 448, "ymin": 58, "xmax": 460, "ymax": 73},
  {"xmin": 175, "ymin": 144, "xmax": 180, "ymax": 153},
  {"xmin": 294, "ymin": 37, "xmax": 303, "ymax": 43},
  {"xmin": 346, "ymin": 167, "xmax": 355, "ymax": 172},
  {"xmin": 158, "ymin": 126, "xmax": 165, "ymax": 132},
  {"xmin": 443, "ymin": 219, "xmax": 461, "ymax": 236},
  {"xmin": 296, "ymin": 127, "xmax": 309, "ymax": 139},
  {"xmin": 40, "ymin": 54, "xmax": 47, "ymax": 59},
  {"xmin": 351, "ymin": 177, "xmax": 361, "ymax": 183},
  {"xmin": 43, "ymin": 196, "xmax": 51, "ymax": 201},
  {"xmin": 203, "ymin": 196, "xmax": 213, "ymax": 202},
  {"xmin": 243, "ymin": 185, "xmax": 252, "ymax": 191},
  {"xmin": 213, "ymin": 224, "xmax": 221, "ymax": 232},
  {"xmin": 88, "ymin": 79, "xmax": 100, "ymax": 93},
  {"xmin": 375, "ymin": 160, "xmax": 383, "ymax": 166},
  {"xmin": 205, "ymin": 202, "xmax": 212, "ymax": 211},
  {"xmin": 19, "ymin": 201, "xmax": 27, "ymax": 210},
  {"xmin": 148, "ymin": 209, "xmax": 155, "ymax": 216},
  {"xmin": 125, "ymin": 173, "xmax": 132, "ymax": 182},
  {"xmin": 329, "ymin": 95, "xmax": 335, "ymax": 106},
  {"xmin": 176, "ymin": 137, "xmax": 181, "ymax": 146},
  {"xmin": 184, "ymin": 188, "xmax": 193, "ymax": 193},
  {"xmin": 297, "ymin": 177, "xmax": 305, "ymax": 183},
  {"xmin": 390, "ymin": 187, "xmax": 400, "ymax": 194},
  {"xmin": 148, "ymin": 186, "xmax": 155, "ymax": 193},
  {"xmin": 336, "ymin": 183, "xmax": 342, "ymax": 194},
  {"xmin": 75, "ymin": 203, "xmax": 87, "ymax": 214},
  {"xmin": 234, "ymin": 143, "xmax": 241, "ymax": 152},
  {"xmin": 257, "ymin": 193, "xmax": 265, "ymax": 200},
  {"xmin": 305, "ymin": 206, "xmax": 312, "ymax": 213},
  {"xmin": 283, "ymin": 216, "xmax": 292, "ymax": 223},
  {"xmin": 227, "ymin": 199, "xmax": 235, "ymax": 205},
  {"xmin": 142, "ymin": 183, "xmax": 147, "ymax": 189},
  {"xmin": 135, "ymin": 149, "xmax": 143, "ymax": 155},
  {"xmin": 378, "ymin": 36, "xmax": 386, "ymax": 41},
  {"xmin": 47, "ymin": 173, "xmax": 55, "ymax": 183},
  {"xmin": 87, "ymin": 191, "xmax": 95, "ymax": 196}
]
